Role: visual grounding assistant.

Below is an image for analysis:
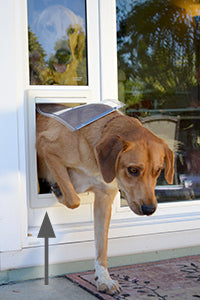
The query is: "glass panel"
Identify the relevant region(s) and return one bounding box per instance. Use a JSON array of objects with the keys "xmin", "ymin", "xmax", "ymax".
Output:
[
  {"xmin": 117, "ymin": 0, "xmax": 200, "ymax": 204},
  {"xmin": 27, "ymin": 0, "xmax": 87, "ymax": 85}
]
